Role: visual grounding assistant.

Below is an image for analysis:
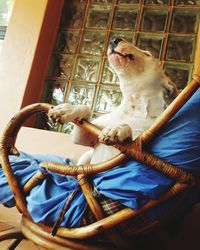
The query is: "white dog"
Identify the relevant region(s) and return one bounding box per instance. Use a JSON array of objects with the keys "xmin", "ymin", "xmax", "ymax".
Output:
[{"xmin": 48, "ymin": 38, "xmax": 177, "ymax": 165}]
